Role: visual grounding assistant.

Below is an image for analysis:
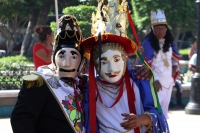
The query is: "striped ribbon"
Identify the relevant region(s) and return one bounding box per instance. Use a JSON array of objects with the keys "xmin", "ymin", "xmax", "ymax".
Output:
[{"xmin": 126, "ymin": 11, "xmax": 161, "ymax": 113}]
